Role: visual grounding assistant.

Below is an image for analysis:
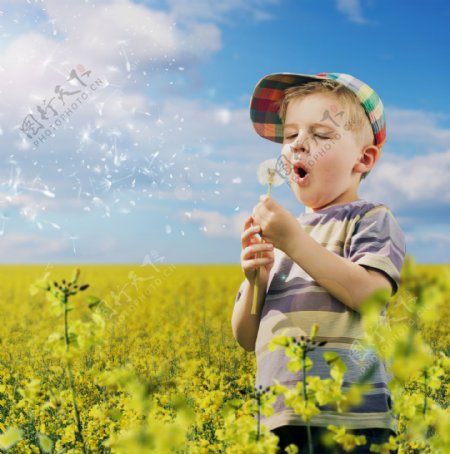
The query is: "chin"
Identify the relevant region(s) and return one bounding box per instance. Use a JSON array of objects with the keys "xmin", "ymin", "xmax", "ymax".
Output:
[{"xmin": 295, "ymin": 192, "xmax": 328, "ymax": 211}]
